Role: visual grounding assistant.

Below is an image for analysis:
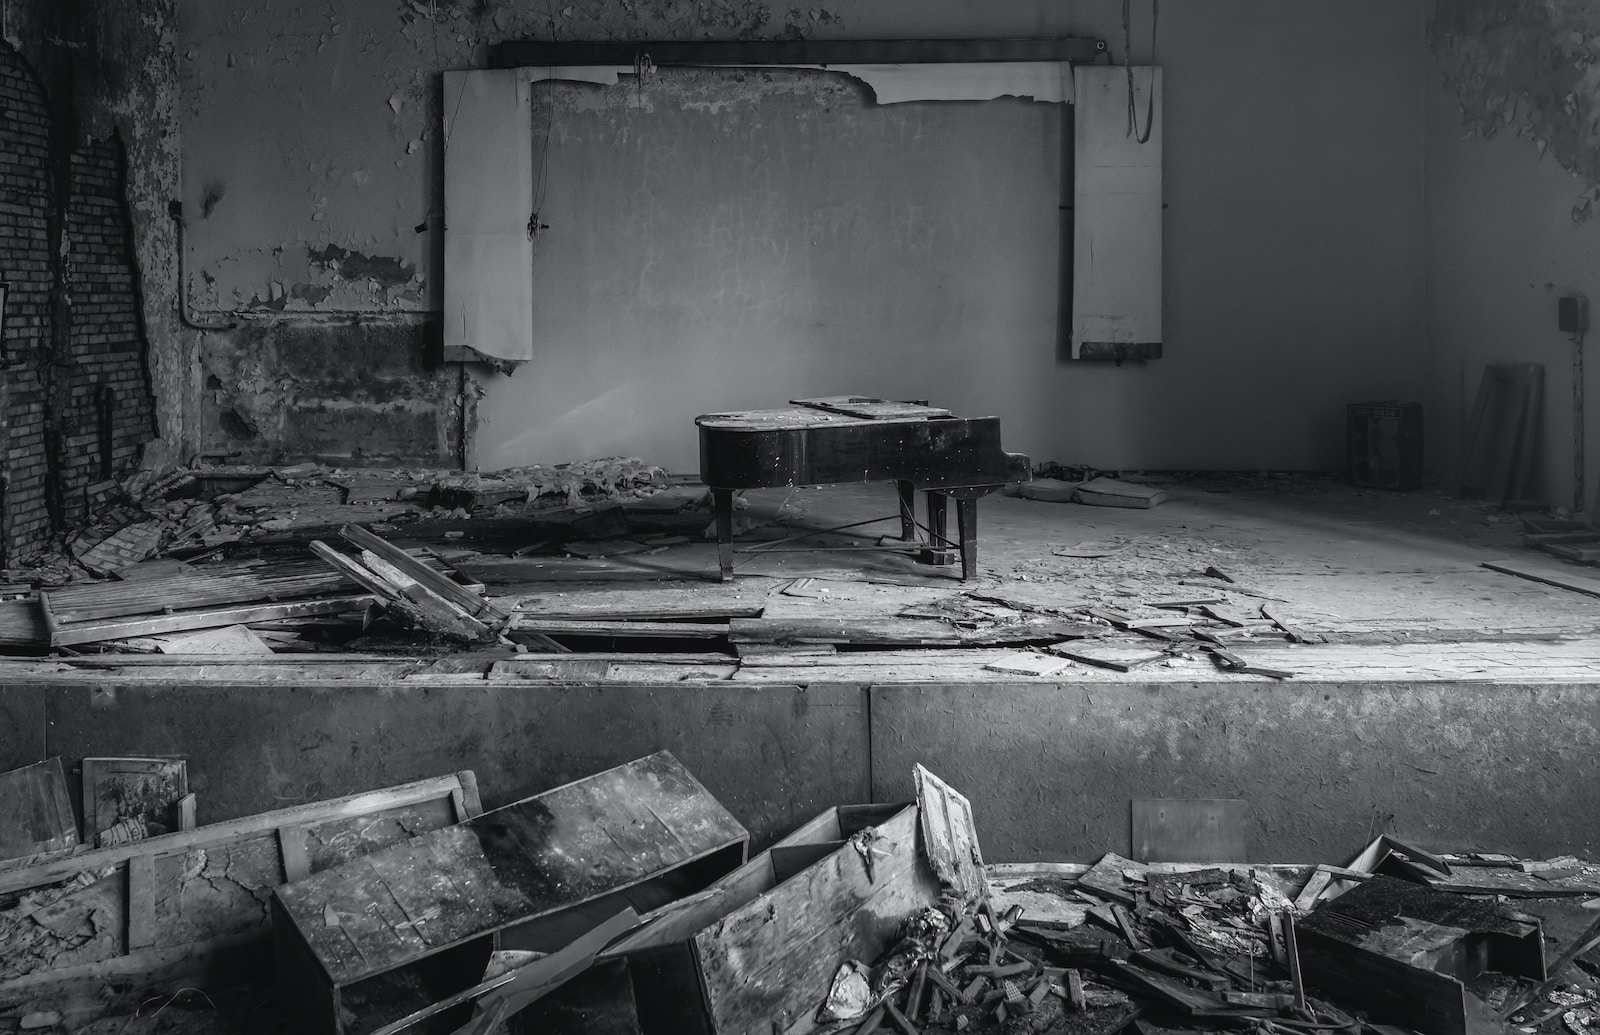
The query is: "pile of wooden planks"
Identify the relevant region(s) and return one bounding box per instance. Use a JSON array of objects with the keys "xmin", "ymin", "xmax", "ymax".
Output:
[
  {"xmin": 3, "ymin": 543, "xmax": 484, "ymax": 653},
  {"xmin": 311, "ymin": 524, "xmax": 510, "ymax": 643}
]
